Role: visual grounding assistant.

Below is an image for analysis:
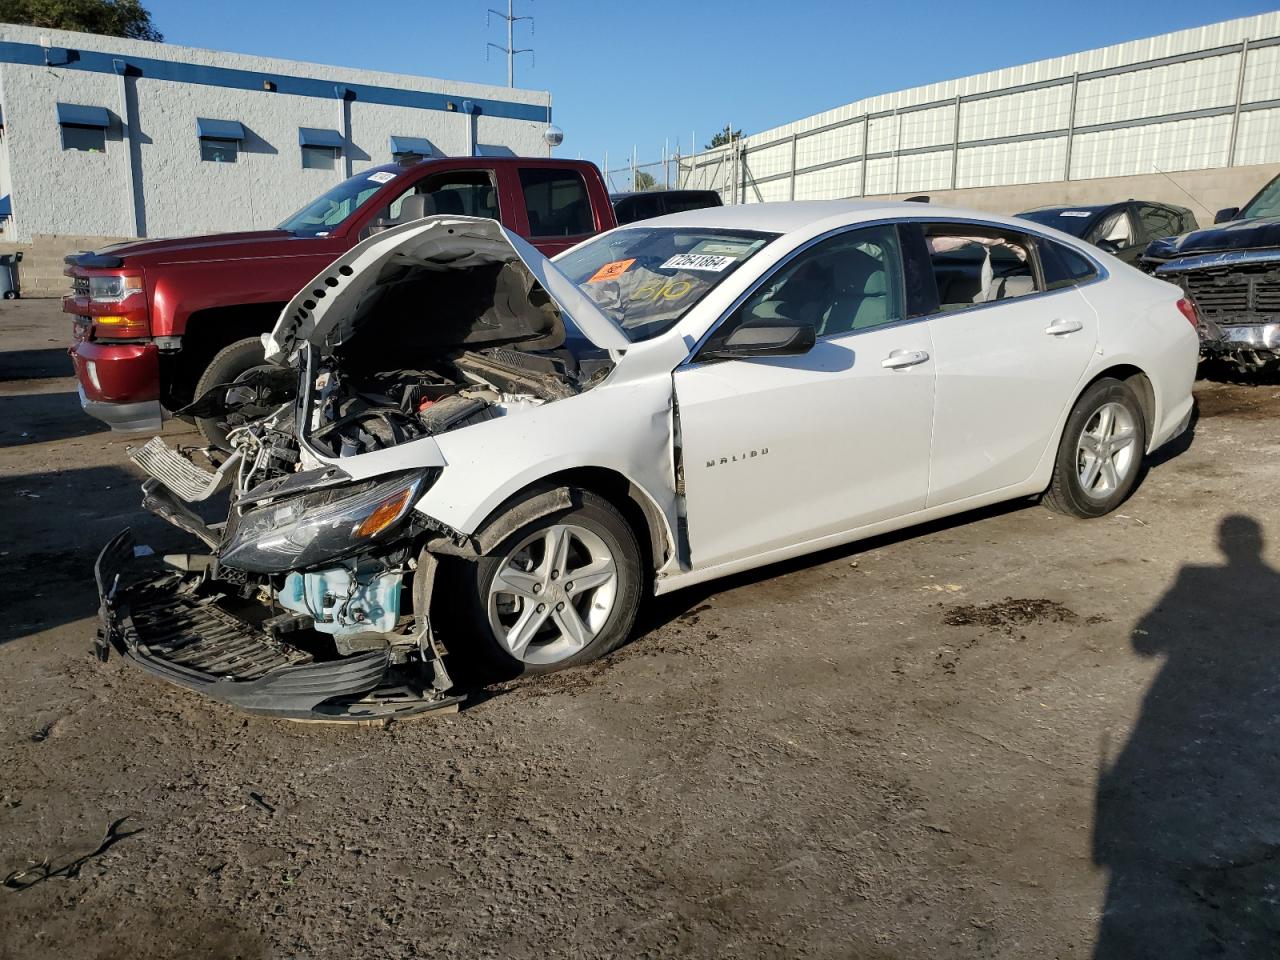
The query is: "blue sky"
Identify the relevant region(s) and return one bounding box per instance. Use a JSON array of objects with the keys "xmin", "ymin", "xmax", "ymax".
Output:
[{"xmin": 146, "ymin": 0, "xmax": 1279, "ymax": 173}]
